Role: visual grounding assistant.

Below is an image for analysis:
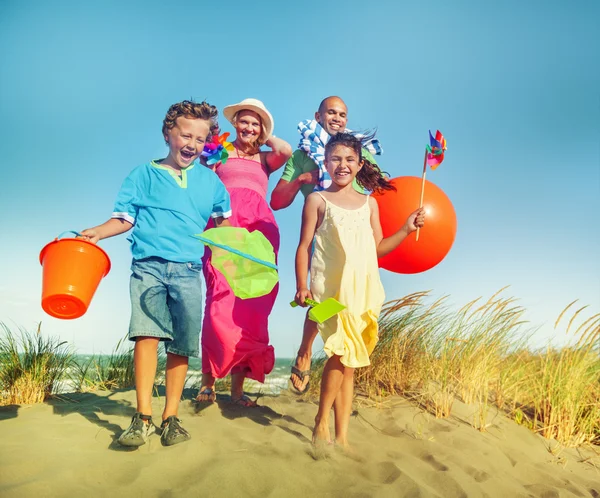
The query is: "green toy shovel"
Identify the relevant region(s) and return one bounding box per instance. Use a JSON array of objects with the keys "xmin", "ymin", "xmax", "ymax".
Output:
[{"xmin": 290, "ymin": 297, "xmax": 346, "ymax": 324}]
